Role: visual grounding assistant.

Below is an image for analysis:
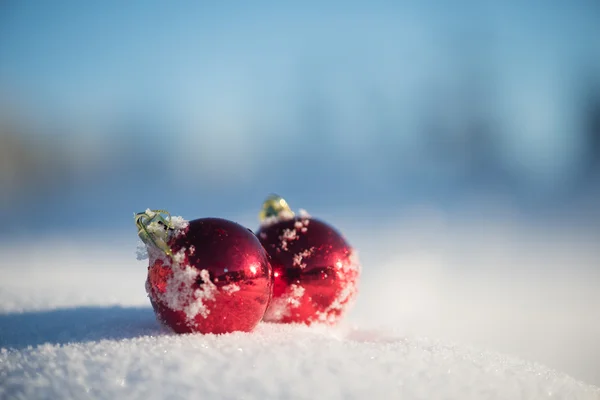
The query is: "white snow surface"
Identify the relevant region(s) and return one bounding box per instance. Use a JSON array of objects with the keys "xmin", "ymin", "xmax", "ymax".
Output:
[
  {"xmin": 1, "ymin": 217, "xmax": 600, "ymax": 399},
  {"xmin": 1, "ymin": 324, "xmax": 597, "ymax": 400}
]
